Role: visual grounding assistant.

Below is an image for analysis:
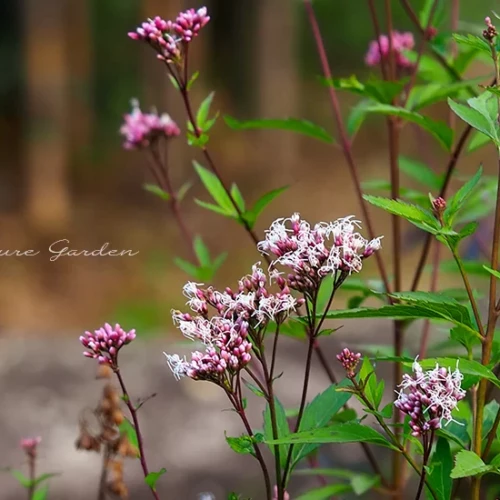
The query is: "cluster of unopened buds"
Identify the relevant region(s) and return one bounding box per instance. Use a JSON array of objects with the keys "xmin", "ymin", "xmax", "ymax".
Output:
[
  {"xmin": 336, "ymin": 348, "xmax": 362, "ymax": 378},
  {"xmin": 258, "ymin": 214, "xmax": 382, "ymax": 293},
  {"xmin": 165, "ymin": 263, "xmax": 300, "ymax": 383},
  {"xmin": 484, "ymin": 16, "xmax": 498, "ymax": 42},
  {"xmin": 128, "ymin": 7, "xmax": 210, "ymax": 63},
  {"xmin": 80, "ymin": 323, "xmax": 136, "ymax": 367},
  {"xmin": 120, "ymin": 99, "xmax": 180, "ymax": 150},
  {"xmin": 365, "ymin": 31, "xmax": 415, "ymax": 69},
  {"xmin": 394, "ymin": 359, "xmax": 466, "ymax": 437}
]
